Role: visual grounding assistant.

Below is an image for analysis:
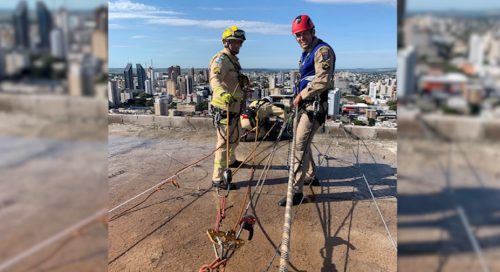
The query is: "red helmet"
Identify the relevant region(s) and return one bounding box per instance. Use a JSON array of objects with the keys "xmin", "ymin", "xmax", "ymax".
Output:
[{"xmin": 292, "ymin": 15, "xmax": 315, "ymax": 34}]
